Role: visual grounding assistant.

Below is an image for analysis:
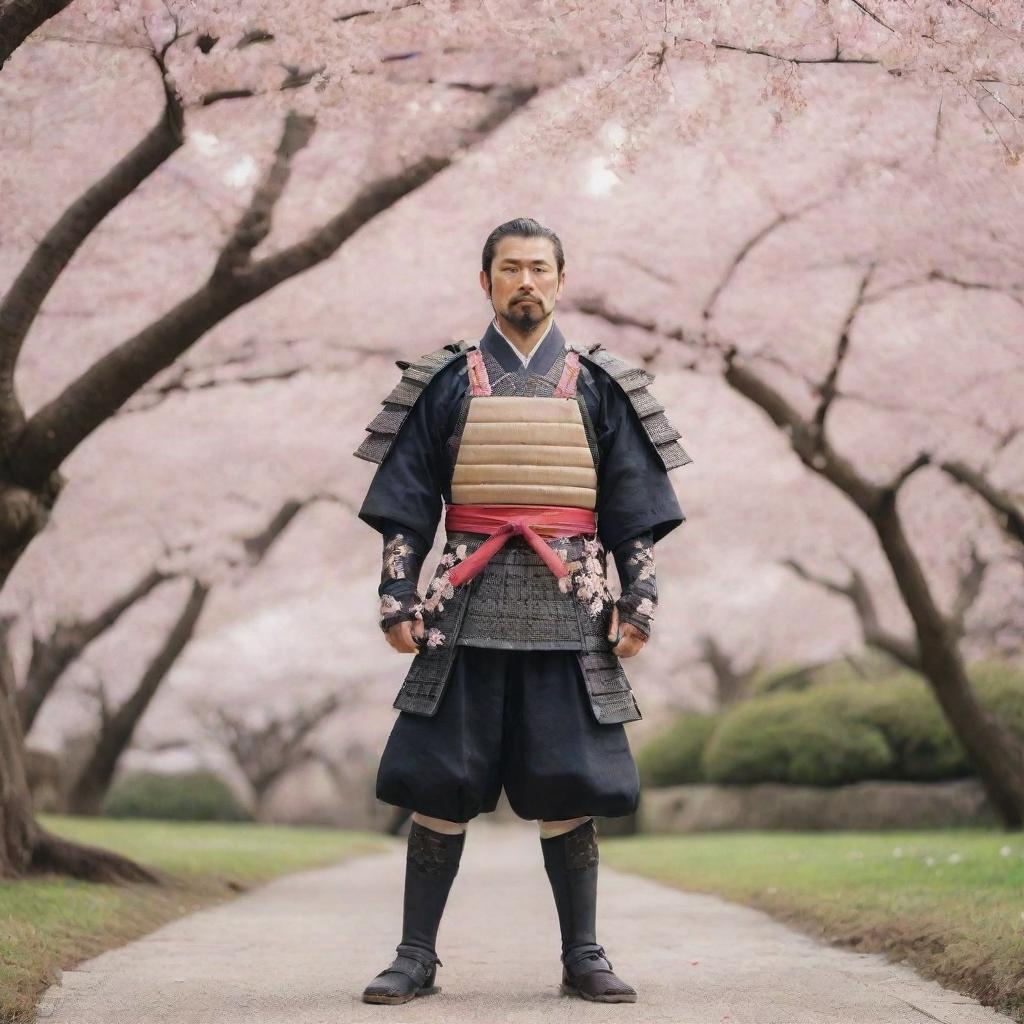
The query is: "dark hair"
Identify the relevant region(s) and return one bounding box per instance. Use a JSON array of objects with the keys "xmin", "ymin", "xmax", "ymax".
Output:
[{"xmin": 481, "ymin": 217, "xmax": 564, "ymax": 283}]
